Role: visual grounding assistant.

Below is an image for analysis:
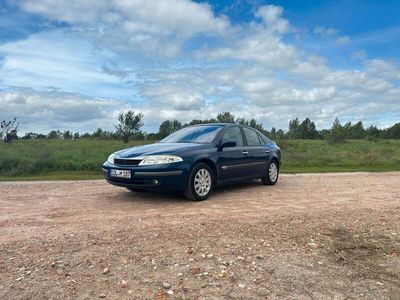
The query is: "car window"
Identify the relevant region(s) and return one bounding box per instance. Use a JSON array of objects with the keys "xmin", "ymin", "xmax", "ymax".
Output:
[
  {"xmin": 257, "ymin": 133, "xmax": 267, "ymax": 144},
  {"xmin": 243, "ymin": 128, "xmax": 262, "ymax": 146},
  {"xmin": 160, "ymin": 125, "xmax": 223, "ymax": 143},
  {"xmin": 221, "ymin": 127, "xmax": 244, "ymax": 147}
]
